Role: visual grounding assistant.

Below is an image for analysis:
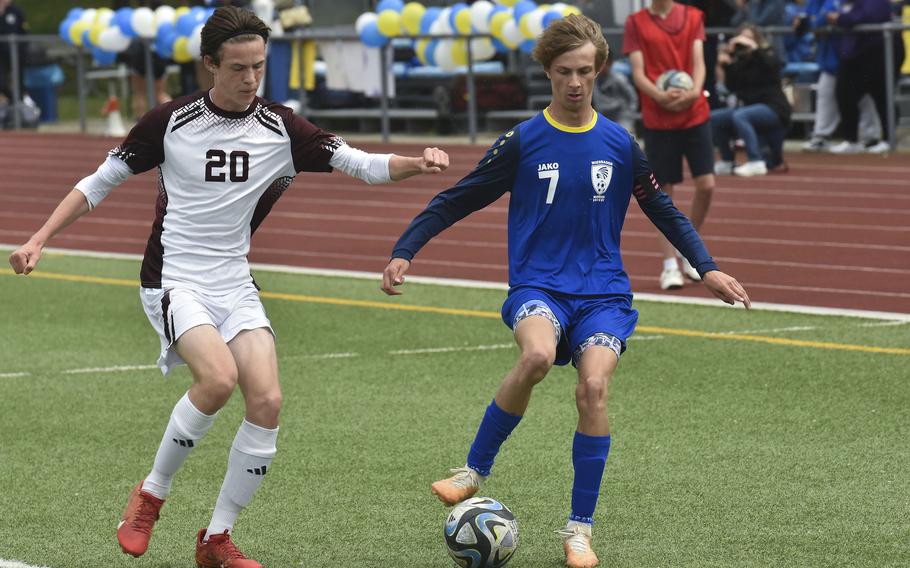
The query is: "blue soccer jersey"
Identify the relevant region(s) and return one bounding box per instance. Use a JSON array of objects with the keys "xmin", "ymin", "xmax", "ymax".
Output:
[{"xmin": 391, "ymin": 110, "xmax": 718, "ymax": 297}]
